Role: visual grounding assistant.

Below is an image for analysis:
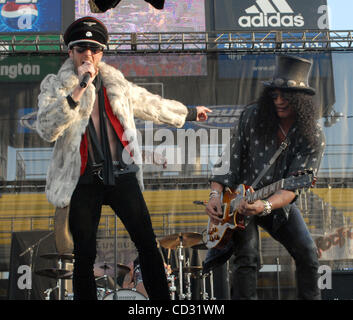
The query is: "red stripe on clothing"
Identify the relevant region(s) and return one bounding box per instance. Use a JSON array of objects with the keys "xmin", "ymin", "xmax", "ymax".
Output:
[{"xmin": 79, "ymin": 86, "xmax": 132, "ymax": 176}]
